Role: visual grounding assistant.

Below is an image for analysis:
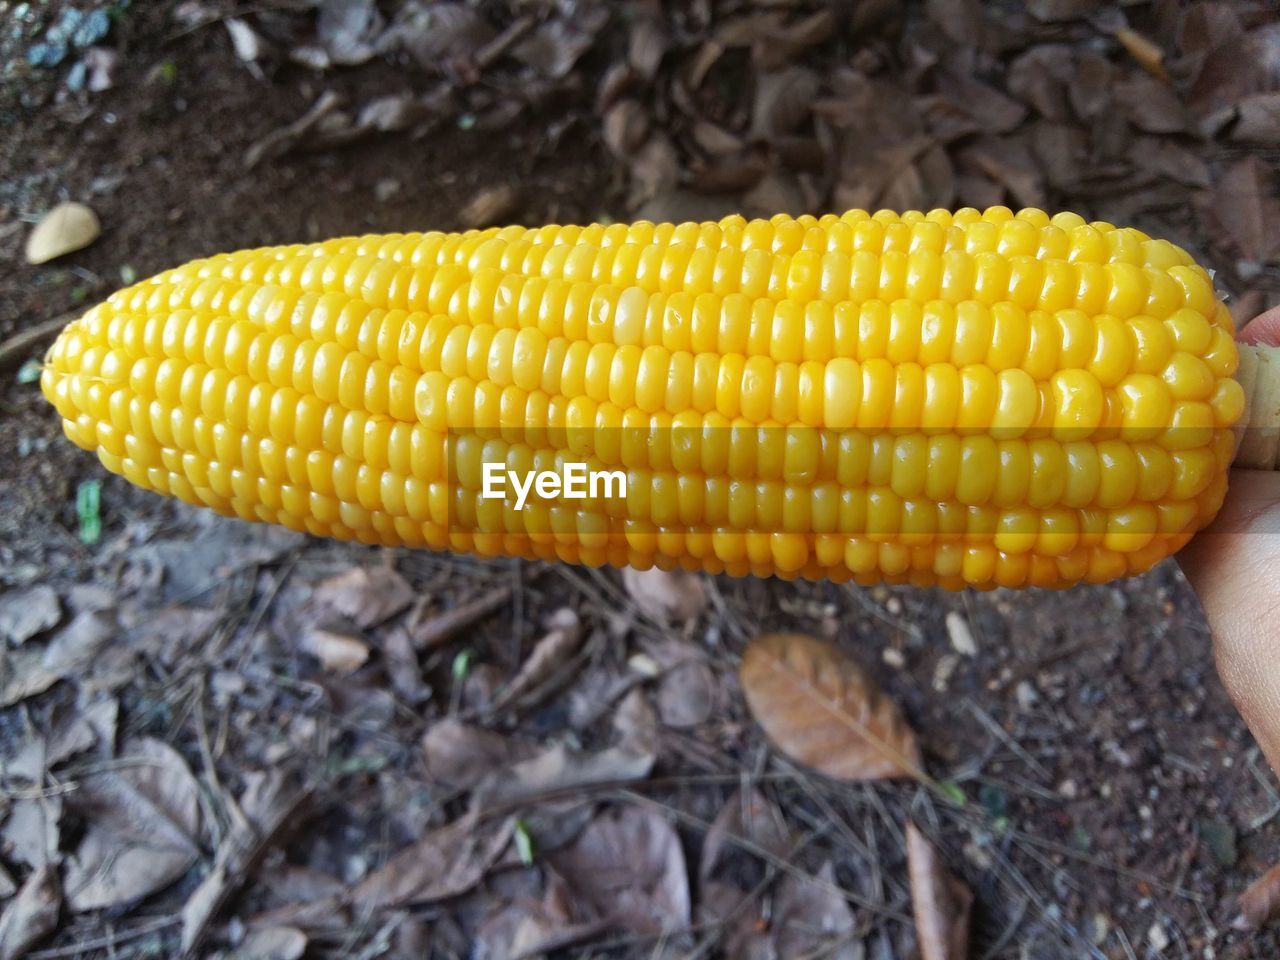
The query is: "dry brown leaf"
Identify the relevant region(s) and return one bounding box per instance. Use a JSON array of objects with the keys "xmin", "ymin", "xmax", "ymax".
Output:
[
  {"xmin": 300, "ymin": 626, "xmax": 369, "ymax": 675},
  {"xmin": 937, "ymin": 69, "xmax": 1028, "ymax": 134},
  {"xmin": 739, "ymin": 633, "xmax": 922, "ymax": 781},
  {"xmin": 381, "ymin": 1, "xmax": 493, "ymax": 70},
  {"xmin": 628, "ymin": 17, "xmax": 669, "ymax": 81},
  {"xmin": 473, "ymin": 689, "xmax": 657, "ymax": 810},
  {"xmin": 314, "ymin": 566, "xmax": 414, "ymax": 629},
  {"xmin": 236, "ymin": 926, "xmax": 307, "ymax": 960},
  {"xmin": 651, "ymin": 646, "xmax": 718, "ymax": 728},
  {"xmin": 351, "ymin": 812, "xmax": 513, "ymax": 910},
  {"xmin": 420, "ymin": 718, "xmax": 538, "ymax": 790},
  {"xmin": 1138, "ymin": 136, "xmax": 1211, "ymax": 188},
  {"xmin": 0, "ymin": 864, "xmax": 60, "ymax": 960},
  {"xmin": 0, "ymin": 586, "xmax": 60, "ymax": 645},
  {"xmin": 181, "ymin": 771, "xmax": 309, "ymax": 955},
  {"xmin": 0, "ymin": 610, "xmax": 115, "ymax": 708},
  {"xmin": 476, "ymin": 869, "xmax": 607, "ymax": 959},
  {"xmin": 1116, "ymin": 71, "xmax": 1186, "ymax": 133},
  {"xmin": 1234, "ymin": 863, "xmax": 1280, "ymax": 930},
  {"xmin": 750, "ymin": 66, "xmax": 820, "ymax": 142},
  {"xmin": 1070, "ymin": 51, "xmax": 1113, "ymax": 121},
  {"xmin": 64, "ymin": 737, "xmax": 201, "ymax": 912},
  {"xmin": 622, "ymin": 567, "xmax": 707, "ymax": 624},
  {"xmin": 25, "ymin": 202, "xmax": 100, "ymax": 265},
  {"xmin": 244, "ymin": 91, "xmax": 349, "ymax": 169},
  {"xmin": 907, "ymin": 823, "xmax": 972, "ymax": 960},
  {"xmin": 1212, "ymin": 92, "xmax": 1280, "ymax": 144},
  {"xmin": 1211, "ymin": 156, "xmax": 1280, "ymax": 264},
  {"xmin": 490, "ymin": 608, "xmax": 584, "ymax": 713},
  {"xmin": 956, "ymin": 137, "xmax": 1045, "ymax": 209},
  {"xmin": 603, "ymin": 100, "xmax": 650, "ymax": 158},
  {"xmin": 743, "ymin": 172, "xmax": 809, "ymax": 219},
  {"xmin": 551, "ymin": 805, "xmax": 690, "ymax": 936},
  {"xmin": 925, "ymin": 0, "xmax": 984, "ymax": 46},
  {"xmin": 1, "ymin": 798, "xmax": 61, "ymax": 871},
  {"xmin": 700, "ymin": 788, "xmax": 791, "ymax": 887},
  {"xmin": 512, "ymin": 10, "xmax": 607, "ymax": 79},
  {"xmin": 772, "ymin": 861, "xmax": 861, "ymax": 960},
  {"xmin": 1006, "ymin": 45, "xmax": 1074, "ymax": 121}
]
